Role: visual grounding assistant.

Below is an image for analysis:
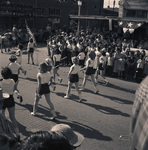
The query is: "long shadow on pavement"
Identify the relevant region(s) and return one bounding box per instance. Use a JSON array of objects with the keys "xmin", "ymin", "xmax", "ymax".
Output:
[
  {"xmin": 19, "ymin": 77, "xmax": 37, "ymax": 82},
  {"xmin": 53, "ymin": 120, "xmax": 112, "ymax": 141},
  {"xmin": 81, "ymin": 102, "xmax": 130, "ymax": 117},
  {"xmin": 82, "ymin": 88, "xmax": 133, "ymax": 105},
  {"xmin": 107, "ymin": 83, "xmax": 136, "ymax": 94},
  {"xmin": 16, "ymin": 102, "xmax": 67, "ymax": 121},
  {"xmin": 99, "ymin": 93, "xmax": 133, "ymax": 105}
]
